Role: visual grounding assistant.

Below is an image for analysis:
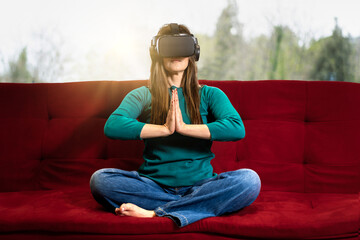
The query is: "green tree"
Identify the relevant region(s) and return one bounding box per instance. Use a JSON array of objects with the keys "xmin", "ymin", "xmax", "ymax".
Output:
[
  {"xmin": 309, "ymin": 18, "xmax": 353, "ymax": 81},
  {"xmin": 268, "ymin": 26, "xmax": 284, "ymax": 79},
  {"xmin": 350, "ymin": 37, "xmax": 360, "ymax": 83},
  {"xmin": 196, "ymin": 33, "xmax": 216, "ymax": 79},
  {"xmin": 267, "ymin": 25, "xmax": 307, "ymax": 80},
  {"xmin": 7, "ymin": 47, "xmax": 36, "ymax": 83},
  {"xmin": 244, "ymin": 34, "xmax": 271, "ymax": 80},
  {"xmin": 1, "ymin": 28, "xmax": 67, "ymax": 83},
  {"xmin": 199, "ymin": 0, "xmax": 244, "ymax": 80}
]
